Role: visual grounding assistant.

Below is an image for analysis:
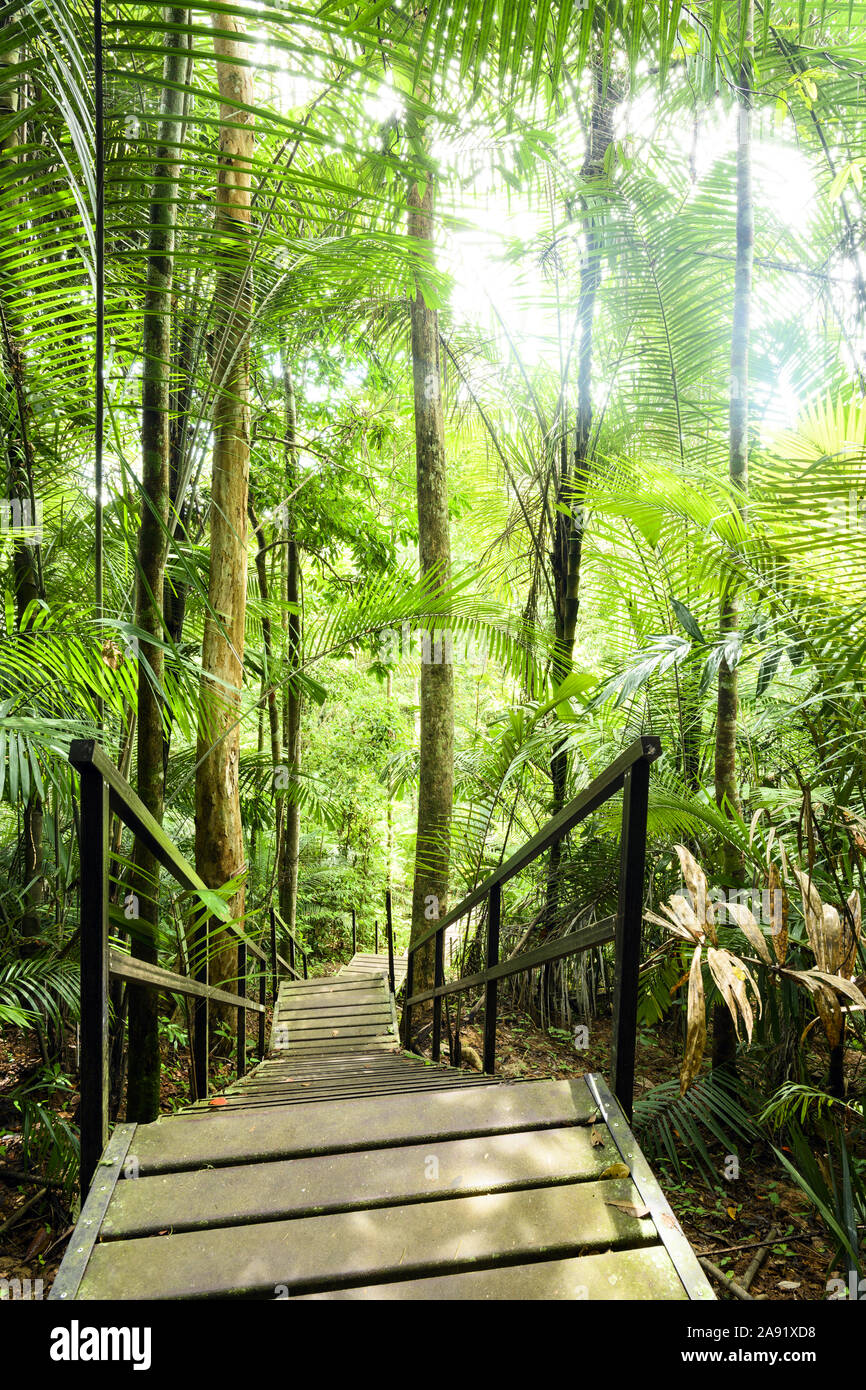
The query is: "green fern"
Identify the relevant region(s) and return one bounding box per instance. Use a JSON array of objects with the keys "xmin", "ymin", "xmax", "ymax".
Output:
[{"xmin": 633, "ymin": 1071, "xmax": 759, "ymax": 1189}]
